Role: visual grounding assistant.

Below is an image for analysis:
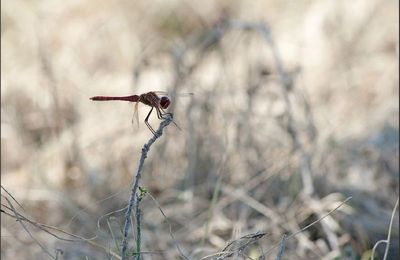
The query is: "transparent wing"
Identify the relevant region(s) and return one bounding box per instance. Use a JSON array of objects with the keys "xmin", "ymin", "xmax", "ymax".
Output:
[
  {"xmin": 131, "ymin": 102, "xmax": 140, "ymax": 129},
  {"xmin": 153, "ymin": 91, "xmax": 194, "ymax": 97}
]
